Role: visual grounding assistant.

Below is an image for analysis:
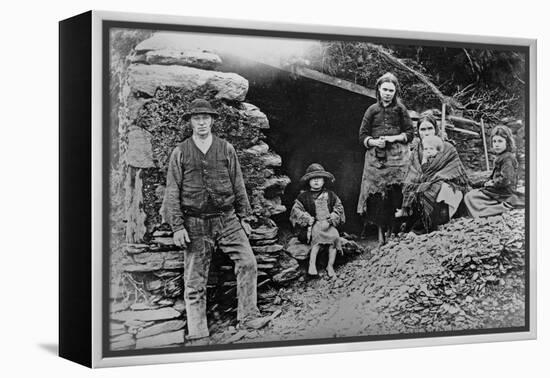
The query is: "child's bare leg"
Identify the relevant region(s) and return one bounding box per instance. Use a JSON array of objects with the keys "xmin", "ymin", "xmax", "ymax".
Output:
[
  {"xmin": 308, "ymin": 244, "xmax": 320, "ymax": 275},
  {"xmin": 326, "ymin": 246, "xmax": 337, "ymax": 278},
  {"xmin": 377, "ymin": 226, "xmax": 386, "ymax": 246}
]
